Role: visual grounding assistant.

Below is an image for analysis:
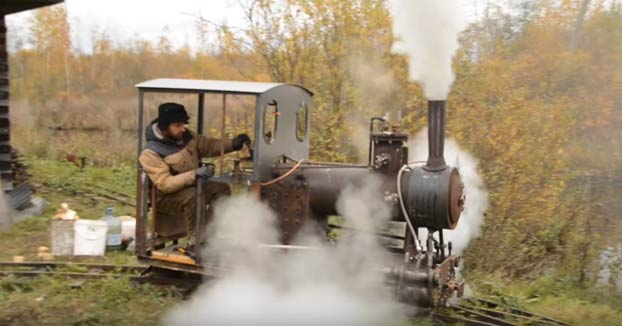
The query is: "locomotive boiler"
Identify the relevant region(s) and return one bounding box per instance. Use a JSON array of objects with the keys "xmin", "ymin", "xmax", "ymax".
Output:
[{"xmin": 134, "ymin": 78, "xmax": 465, "ymax": 307}]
